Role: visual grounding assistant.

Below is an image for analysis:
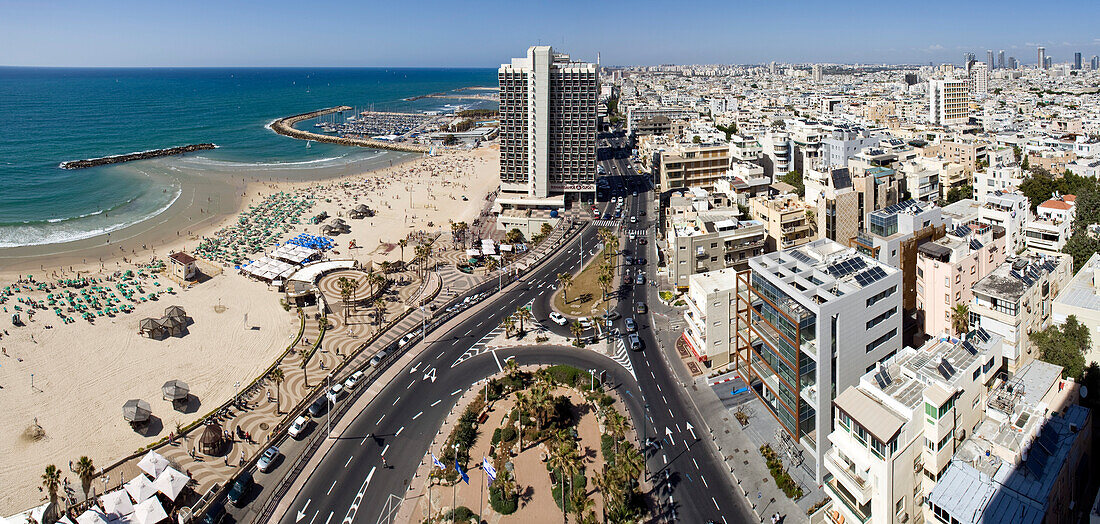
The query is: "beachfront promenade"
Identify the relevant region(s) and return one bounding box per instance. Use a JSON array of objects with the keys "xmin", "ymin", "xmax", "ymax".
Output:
[{"xmin": 269, "ymin": 106, "xmax": 430, "ymax": 154}]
